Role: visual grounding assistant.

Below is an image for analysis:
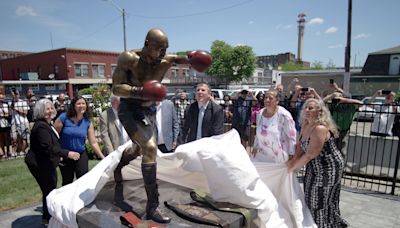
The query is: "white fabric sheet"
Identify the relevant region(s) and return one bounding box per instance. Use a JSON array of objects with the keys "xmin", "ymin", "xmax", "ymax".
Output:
[{"xmin": 47, "ymin": 129, "xmax": 315, "ymax": 228}]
